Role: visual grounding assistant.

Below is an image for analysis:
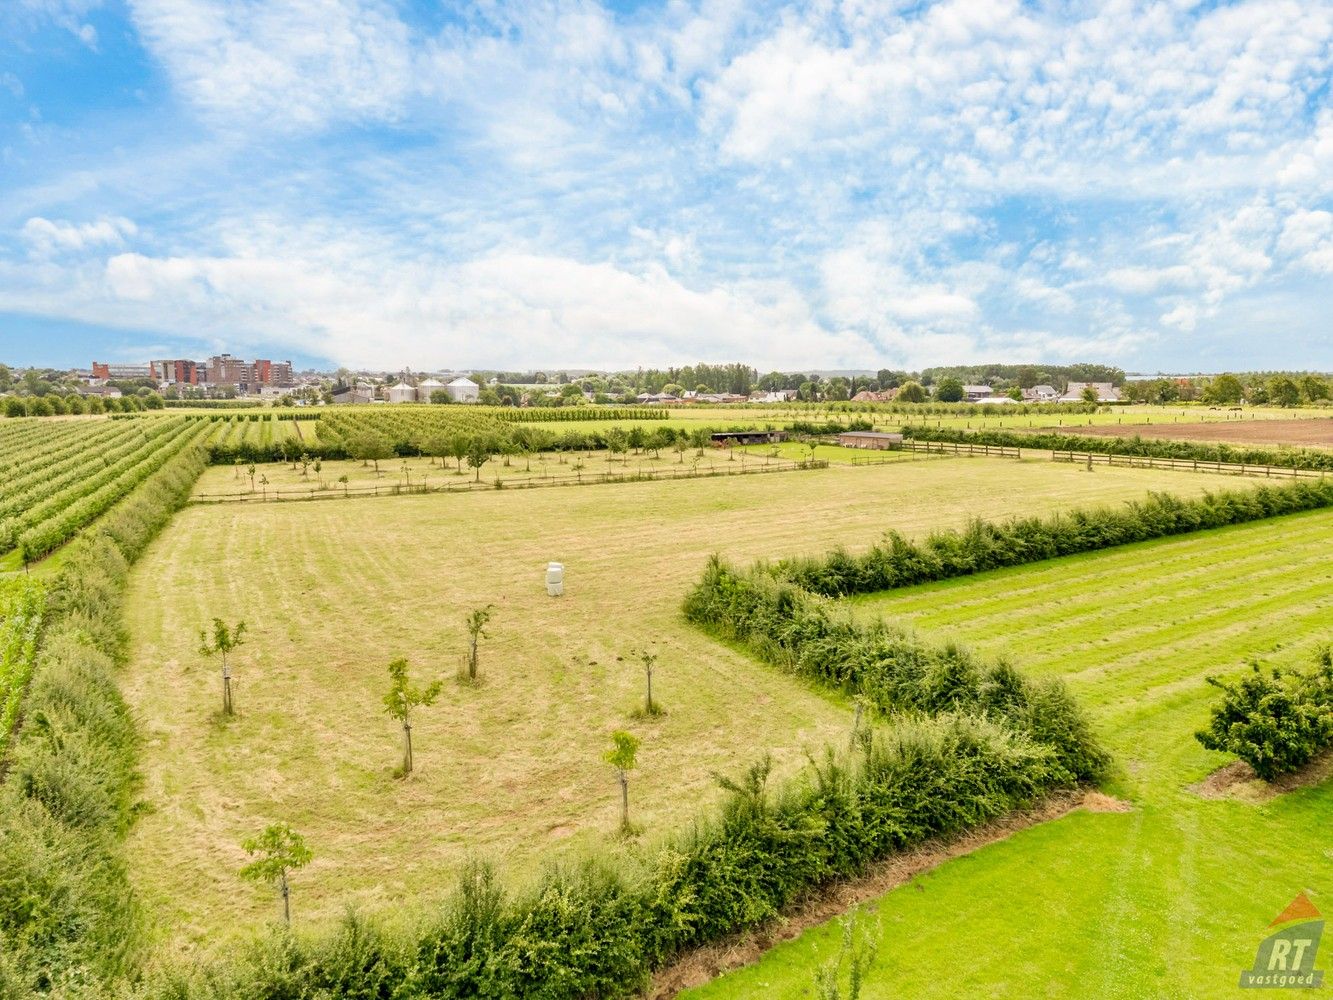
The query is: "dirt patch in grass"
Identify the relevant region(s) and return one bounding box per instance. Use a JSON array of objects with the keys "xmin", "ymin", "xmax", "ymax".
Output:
[
  {"xmin": 646, "ymin": 787, "xmax": 1128, "ymax": 998},
  {"xmin": 1191, "ymin": 750, "xmax": 1333, "ymax": 802},
  {"xmin": 1048, "ymin": 418, "xmax": 1333, "ymax": 449}
]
